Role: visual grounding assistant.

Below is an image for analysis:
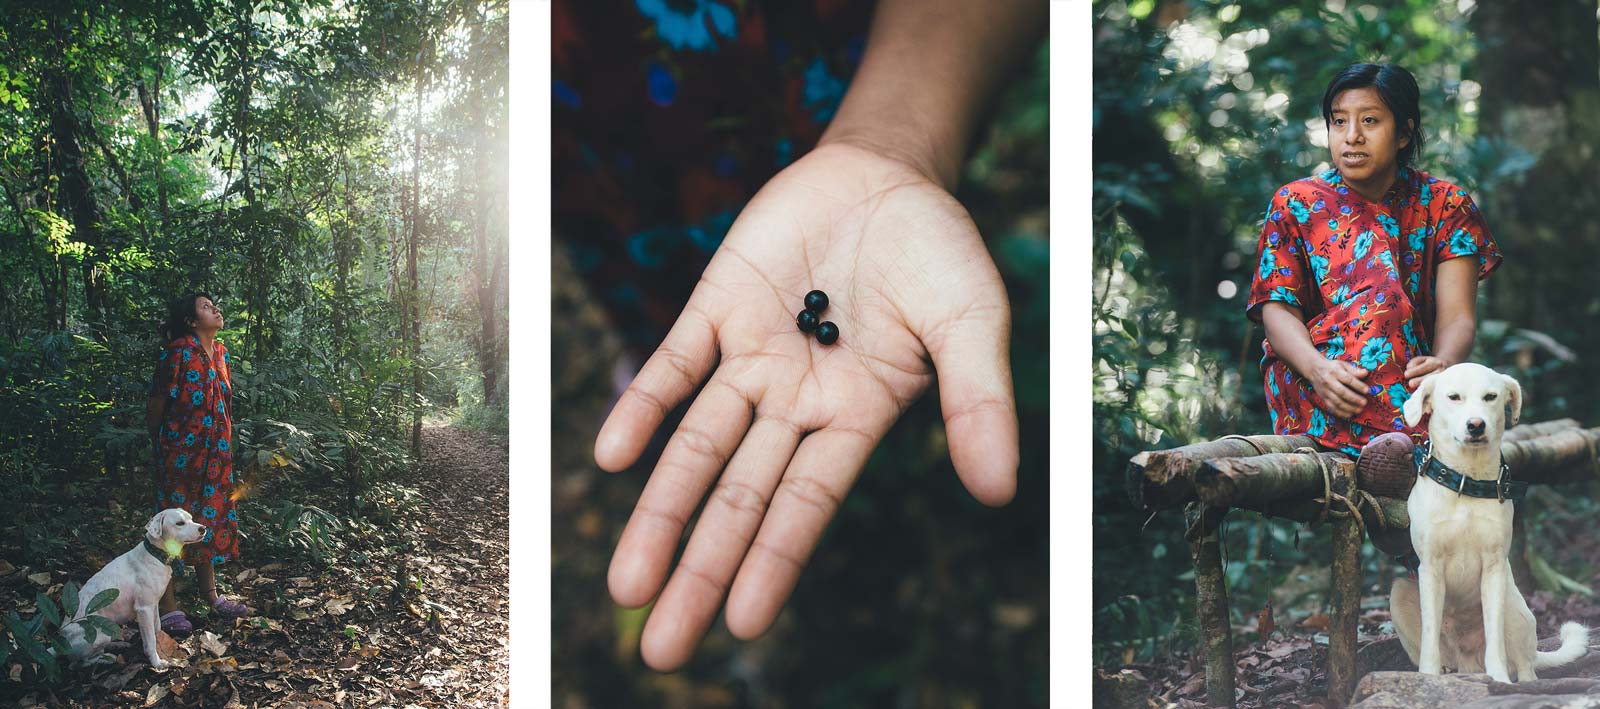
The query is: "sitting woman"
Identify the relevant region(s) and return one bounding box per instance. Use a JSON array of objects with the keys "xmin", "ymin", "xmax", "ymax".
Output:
[{"xmin": 1245, "ymin": 62, "xmax": 1502, "ymax": 489}]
